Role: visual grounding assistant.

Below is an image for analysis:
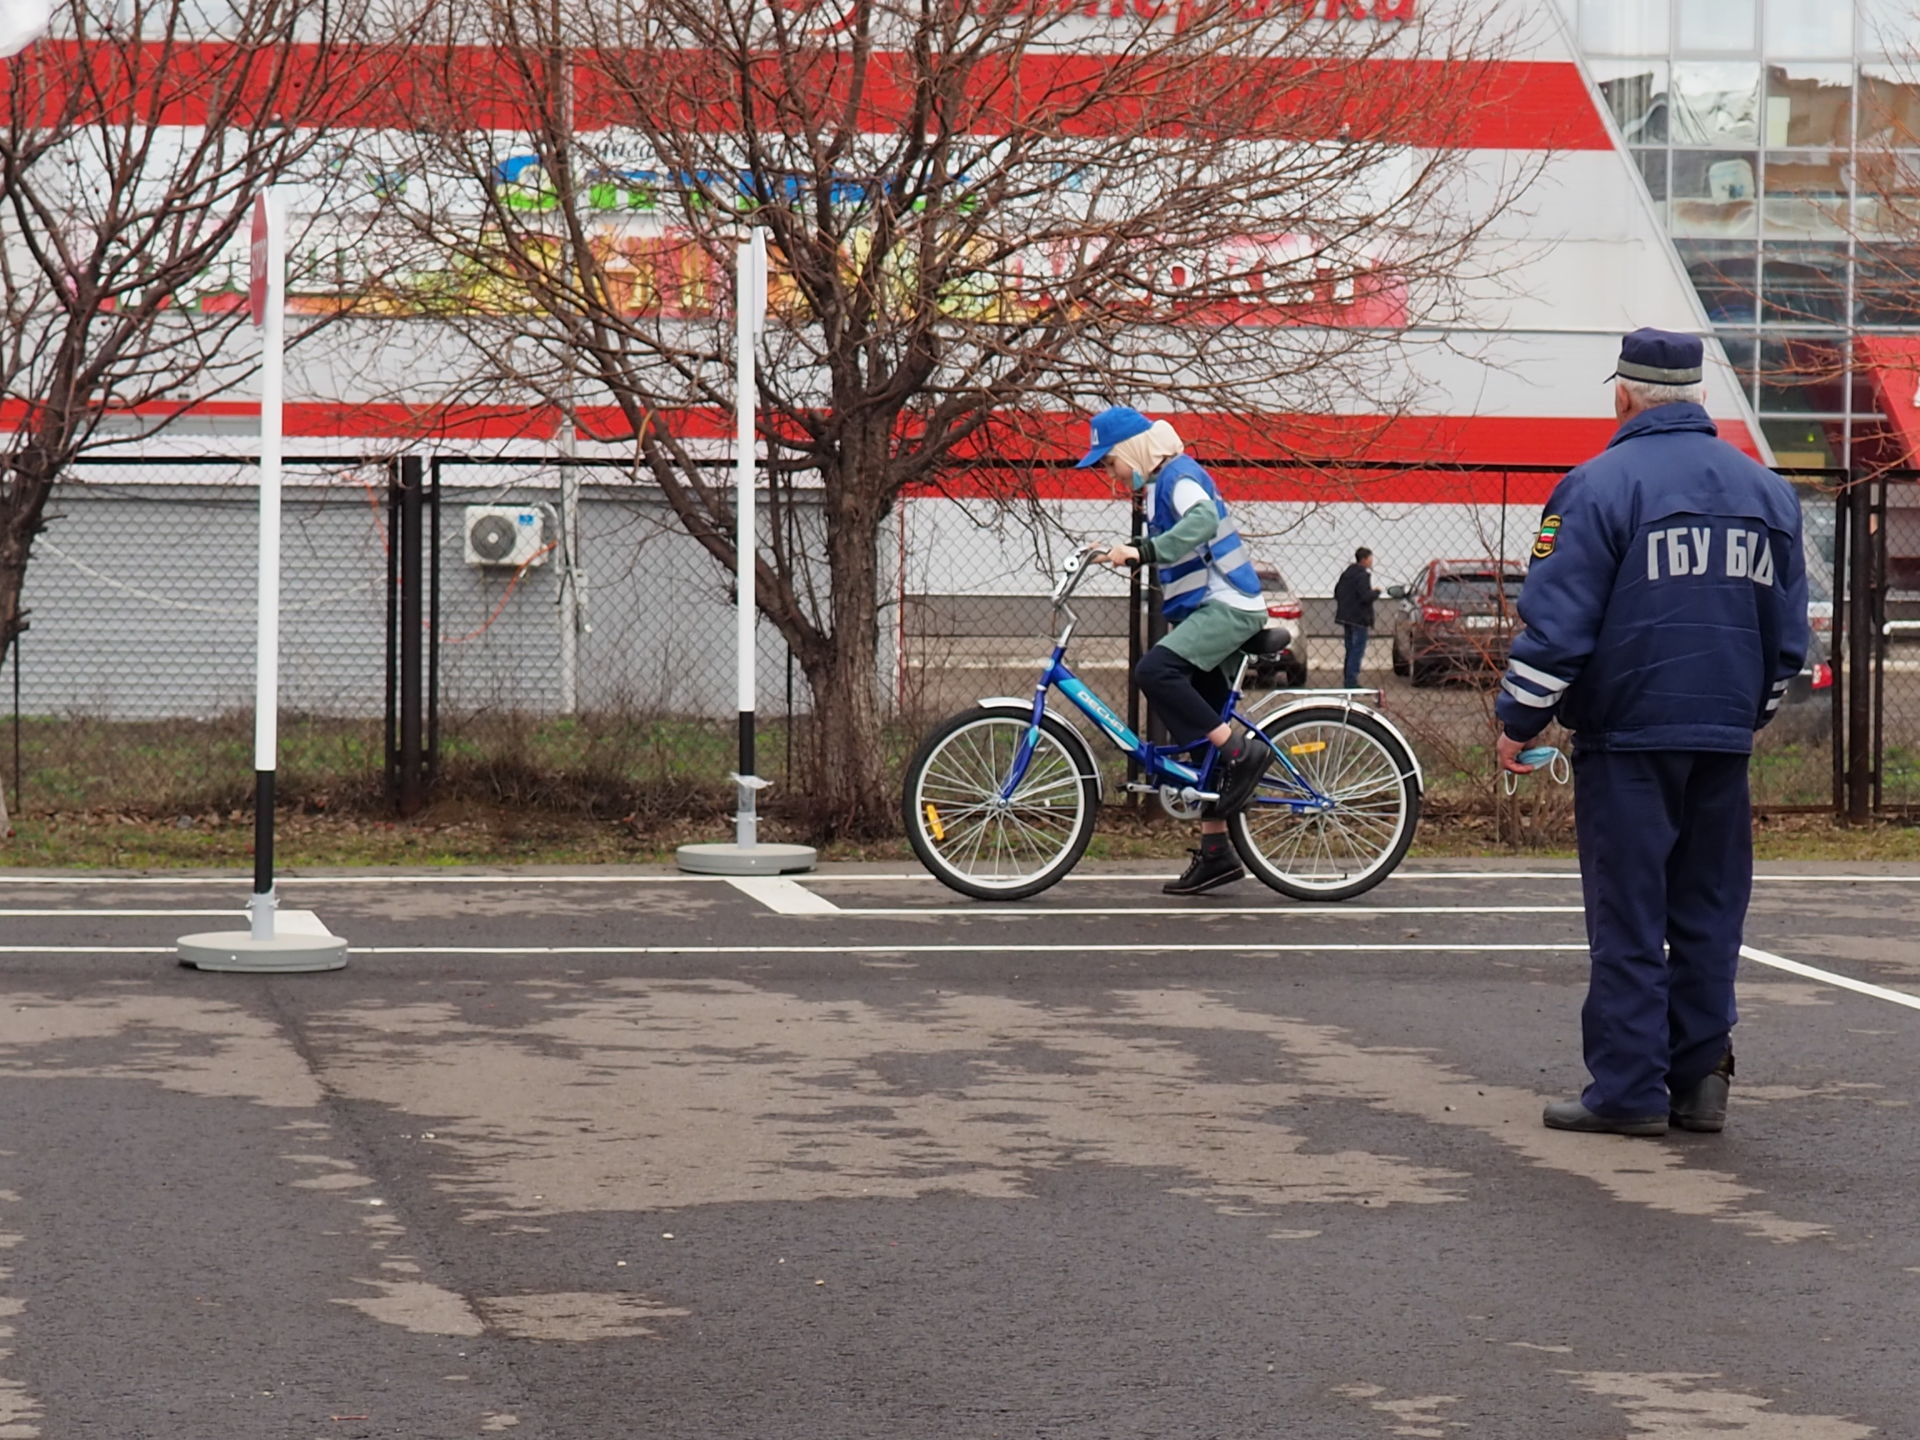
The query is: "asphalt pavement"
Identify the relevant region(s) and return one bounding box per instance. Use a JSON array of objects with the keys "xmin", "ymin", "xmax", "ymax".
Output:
[{"xmin": 1, "ymin": 859, "xmax": 1917, "ymax": 1438}]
